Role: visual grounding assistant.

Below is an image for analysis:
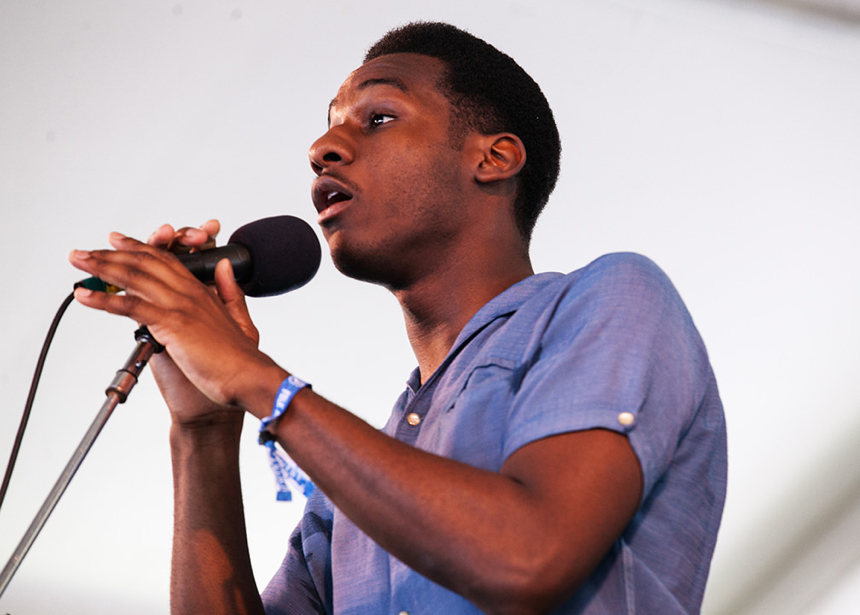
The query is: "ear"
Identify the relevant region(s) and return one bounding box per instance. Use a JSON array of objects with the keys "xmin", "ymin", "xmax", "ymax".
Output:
[{"xmin": 474, "ymin": 133, "xmax": 526, "ymax": 185}]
